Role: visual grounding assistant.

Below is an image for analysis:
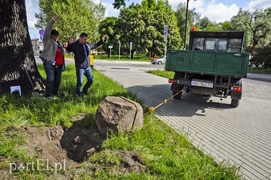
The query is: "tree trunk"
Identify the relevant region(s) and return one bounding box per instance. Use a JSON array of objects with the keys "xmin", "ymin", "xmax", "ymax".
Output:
[
  {"xmin": 131, "ymin": 49, "xmax": 135, "ymax": 60},
  {"xmin": 0, "ymin": 0, "xmax": 45, "ymax": 95}
]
